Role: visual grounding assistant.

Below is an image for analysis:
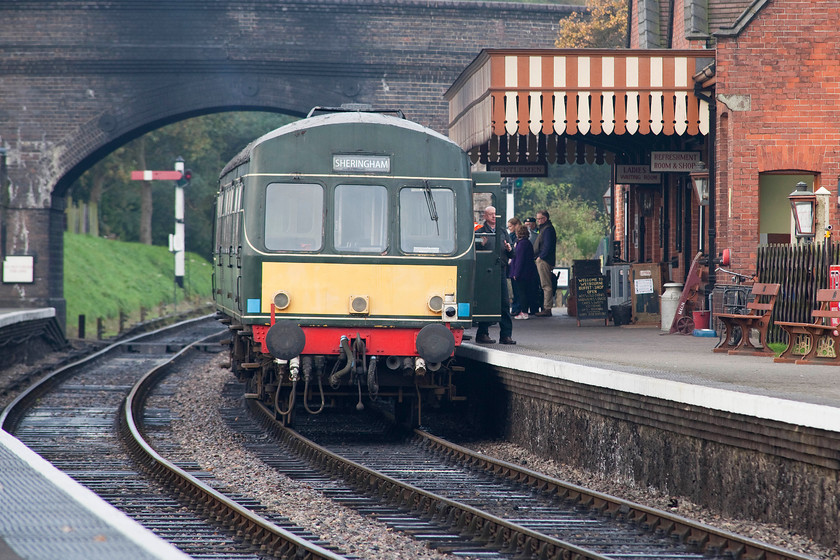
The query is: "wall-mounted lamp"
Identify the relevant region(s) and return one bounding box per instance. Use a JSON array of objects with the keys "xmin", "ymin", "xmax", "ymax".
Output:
[
  {"xmin": 789, "ymin": 181, "xmax": 816, "ymax": 241},
  {"xmin": 602, "ymin": 186, "xmax": 612, "ymax": 215},
  {"xmin": 689, "ymin": 161, "xmax": 709, "ymax": 206}
]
